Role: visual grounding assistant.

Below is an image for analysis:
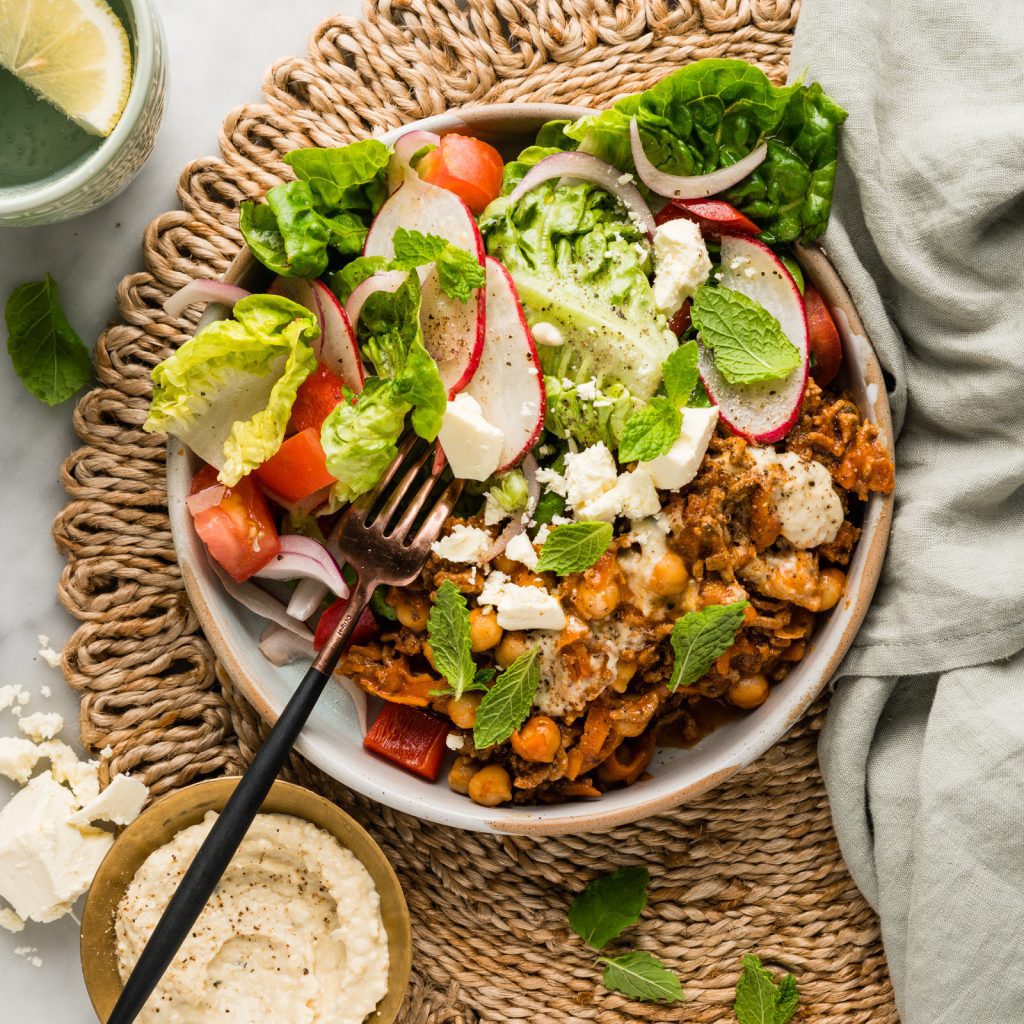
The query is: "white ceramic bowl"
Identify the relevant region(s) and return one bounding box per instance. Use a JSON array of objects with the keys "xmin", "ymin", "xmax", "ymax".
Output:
[{"xmin": 166, "ymin": 104, "xmax": 894, "ymax": 836}]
